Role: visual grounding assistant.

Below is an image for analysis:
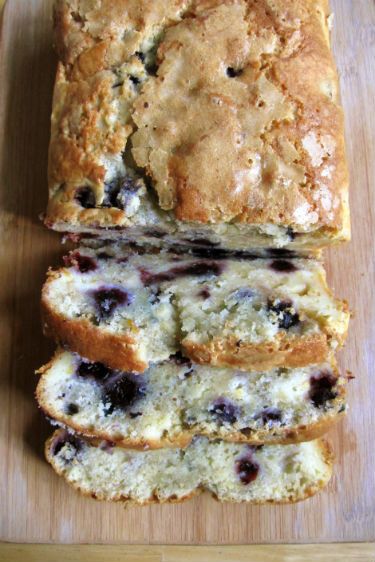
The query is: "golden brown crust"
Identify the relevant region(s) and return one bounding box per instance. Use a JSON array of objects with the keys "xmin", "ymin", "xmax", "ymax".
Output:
[
  {"xmin": 41, "ymin": 301, "xmax": 147, "ymax": 373},
  {"xmin": 132, "ymin": 0, "xmax": 349, "ymax": 228},
  {"xmin": 53, "ymin": 0, "xmax": 189, "ymax": 70},
  {"xmin": 45, "ymin": 430, "xmax": 333, "ymax": 505},
  {"xmin": 45, "ymin": 432, "xmax": 201, "ymax": 505},
  {"xmin": 48, "ymin": 63, "xmax": 131, "ymax": 192},
  {"xmin": 183, "ymin": 332, "xmax": 331, "ymax": 371},
  {"xmin": 46, "ymin": 0, "xmax": 350, "ymax": 247},
  {"xmin": 41, "ymin": 294, "xmax": 347, "ymax": 374},
  {"xmin": 40, "ymin": 403, "xmax": 345, "ymax": 450},
  {"xmin": 208, "ymin": 413, "xmax": 343, "ymax": 446},
  {"xmin": 48, "ymin": 0, "xmax": 189, "ymax": 203},
  {"xmin": 41, "ymin": 298, "xmax": 338, "ymax": 373},
  {"xmin": 41, "ymin": 253, "xmax": 349, "ymax": 374}
]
